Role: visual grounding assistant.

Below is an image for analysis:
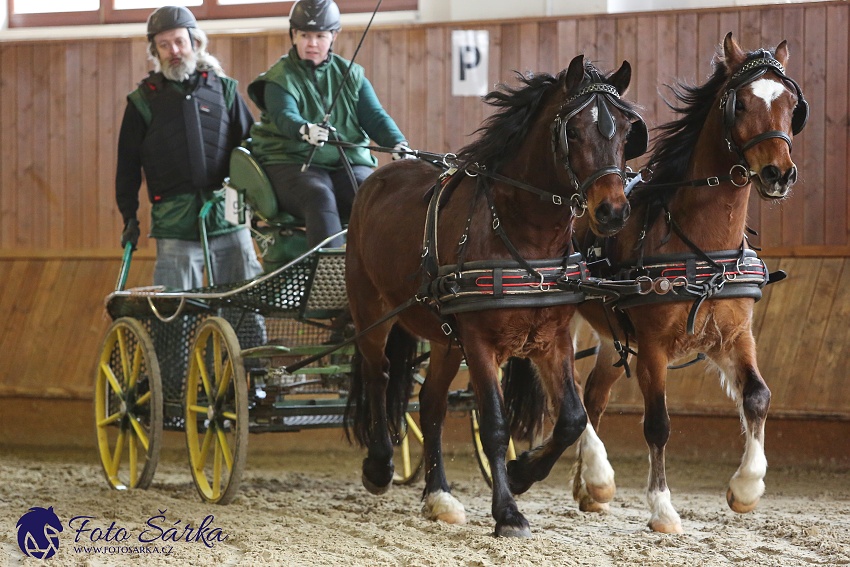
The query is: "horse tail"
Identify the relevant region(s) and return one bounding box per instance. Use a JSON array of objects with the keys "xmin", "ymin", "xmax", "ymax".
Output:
[
  {"xmin": 502, "ymin": 357, "xmax": 546, "ymax": 443},
  {"xmin": 344, "ymin": 324, "xmax": 418, "ymax": 447}
]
